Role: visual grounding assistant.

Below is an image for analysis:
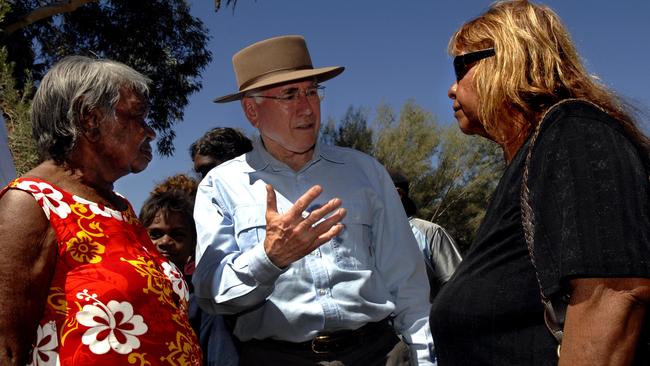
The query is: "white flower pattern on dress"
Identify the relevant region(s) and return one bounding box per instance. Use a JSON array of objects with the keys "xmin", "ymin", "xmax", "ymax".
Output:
[
  {"xmin": 73, "ymin": 195, "xmax": 124, "ymax": 221},
  {"xmin": 162, "ymin": 261, "xmax": 189, "ymax": 301},
  {"xmin": 75, "ymin": 290, "xmax": 148, "ymax": 355},
  {"xmin": 16, "ymin": 181, "xmax": 71, "ymax": 219},
  {"xmin": 28, "ymin": 321, "xmax": 60, "ymax": 366}
]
